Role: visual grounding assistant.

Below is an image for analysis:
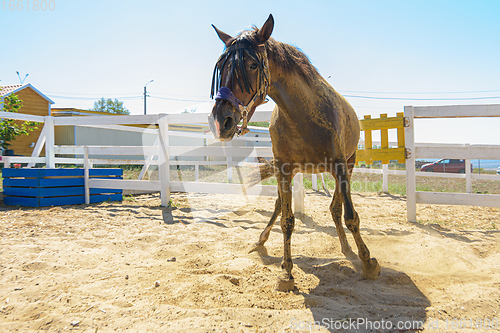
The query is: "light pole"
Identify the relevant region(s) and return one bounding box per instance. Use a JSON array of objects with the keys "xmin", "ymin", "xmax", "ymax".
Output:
[{"xmin": 144, "ymin": 80, "xmax": 153, "ymax": 115}]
